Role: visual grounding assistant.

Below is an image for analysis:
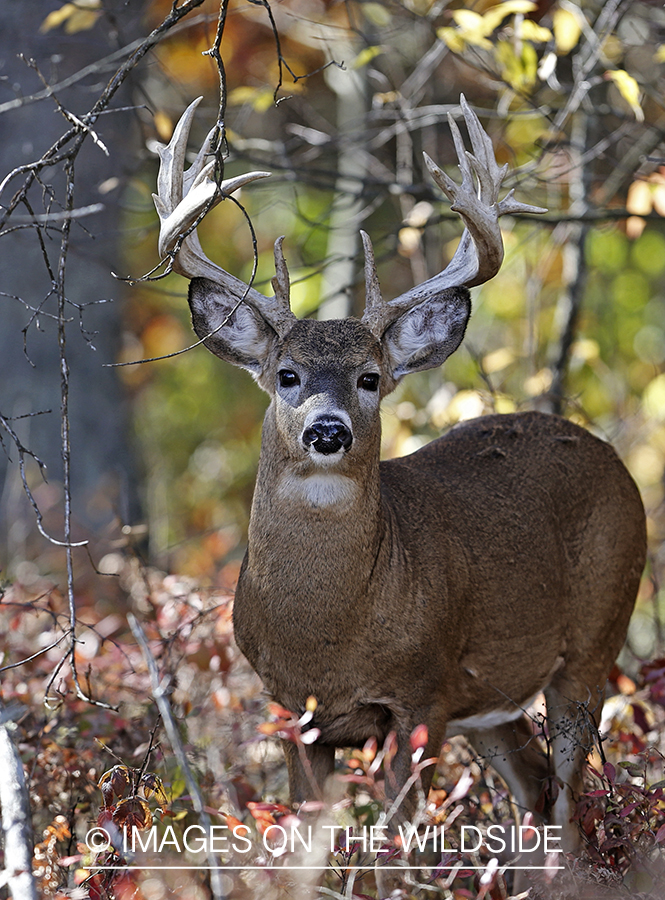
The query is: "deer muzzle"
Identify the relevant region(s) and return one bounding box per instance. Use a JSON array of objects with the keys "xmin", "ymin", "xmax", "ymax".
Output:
[{"xmin": 302, "ymin": 416, "xmax": 353, "ymax": 456}]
